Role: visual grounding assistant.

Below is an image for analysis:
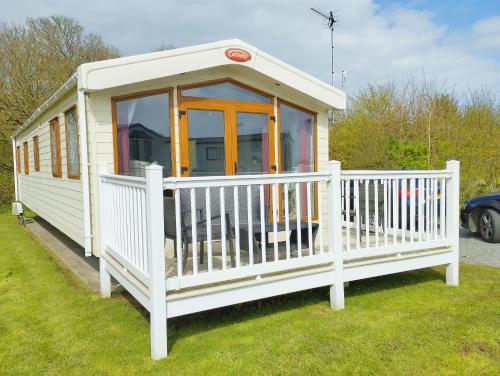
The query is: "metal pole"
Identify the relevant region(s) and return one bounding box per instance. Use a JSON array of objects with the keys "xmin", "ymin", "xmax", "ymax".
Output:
[{"xmin": 331, "ymin": 27, "xmax": 334, "ymax": 86}]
